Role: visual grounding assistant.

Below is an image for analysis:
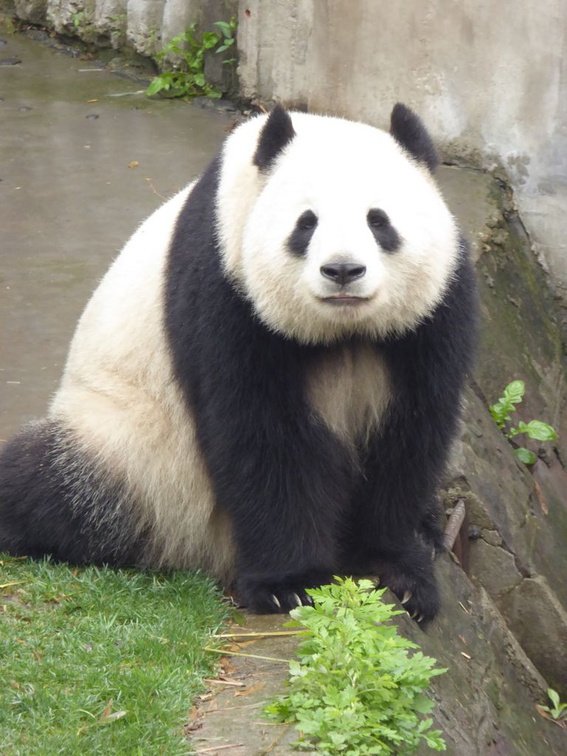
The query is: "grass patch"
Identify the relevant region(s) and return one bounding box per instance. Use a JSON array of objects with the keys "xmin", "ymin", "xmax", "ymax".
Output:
[{"xmin": 0, "ymin": 556, "xmax": 228, "ymax": 755}]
